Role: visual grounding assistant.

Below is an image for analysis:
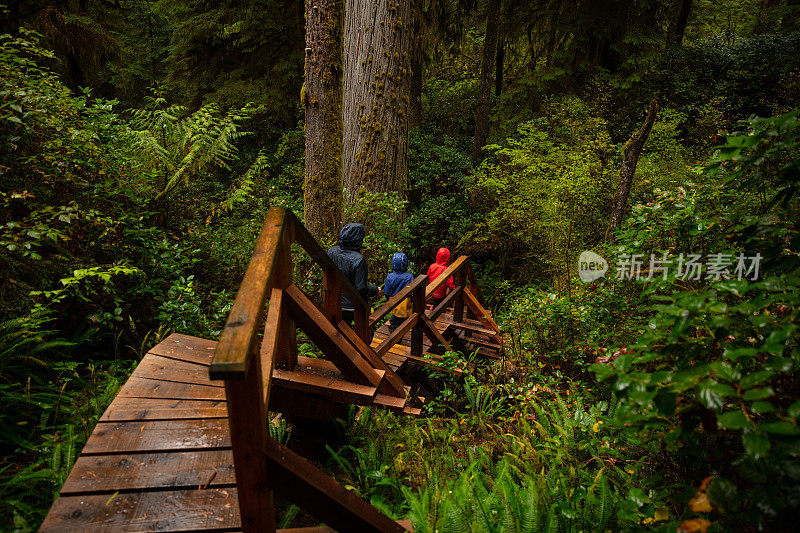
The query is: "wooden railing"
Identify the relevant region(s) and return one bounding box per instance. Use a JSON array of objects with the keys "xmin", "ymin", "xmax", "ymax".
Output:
[
  {"xmin": 207, "ymin": 206, "xmax": 501, "ymax": 532},
  {"xmin": 371, "ymin": 253, "xmax": 501, "ymax": 357},
  {"xmin": 209, "ymin": 206, "xmax": 407, "ymax": 533}
]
